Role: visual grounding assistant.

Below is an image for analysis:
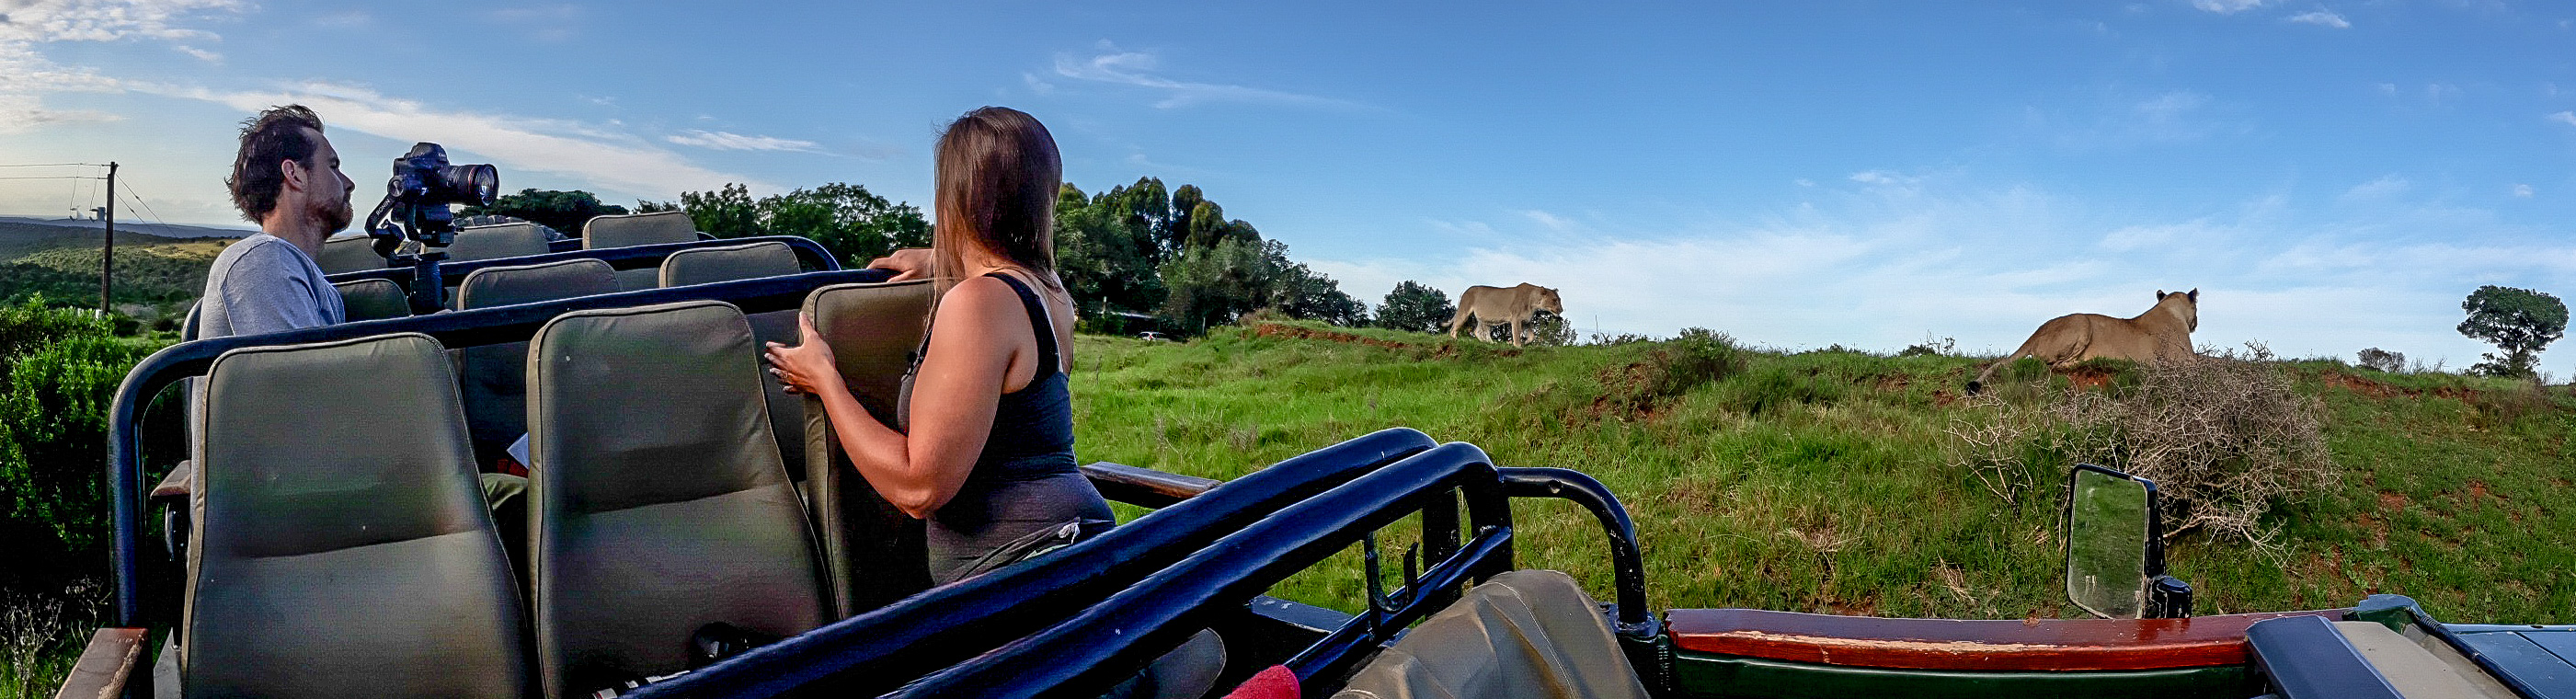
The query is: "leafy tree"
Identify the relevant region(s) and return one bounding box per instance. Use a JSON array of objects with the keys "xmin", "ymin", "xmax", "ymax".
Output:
[
  {"xmin": 458, "ymin": 189, "xmax": 627, "ymax": 235},
  {"xmin": 1375, "ymin": 281, "xmax": 1454, "ymax": 333},
  {"xmin": 1159, "ymin": 236, "xmax": 1280, "ymax": 333},
  {"xmin": 1268, "ymin": 261, "xmax": 1368, "ymax": 327},
  {"xmin": 649, "ymin": 183, "xmax": 930, "ymax": 269},
  {"xmin": 1055, "ymin": 184, "xmax": 1164, "ymax": 316},
  {"xmin": 674, "ymin": 183, "xmax": 761, "ymax": 238},
  {"xmin": 2457, "ymin": 285, "xmax": 2567, "ymax": 379},
  {"xmin": 755, "ymin": 183, "xmax": 932, "ymax": 268}
]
